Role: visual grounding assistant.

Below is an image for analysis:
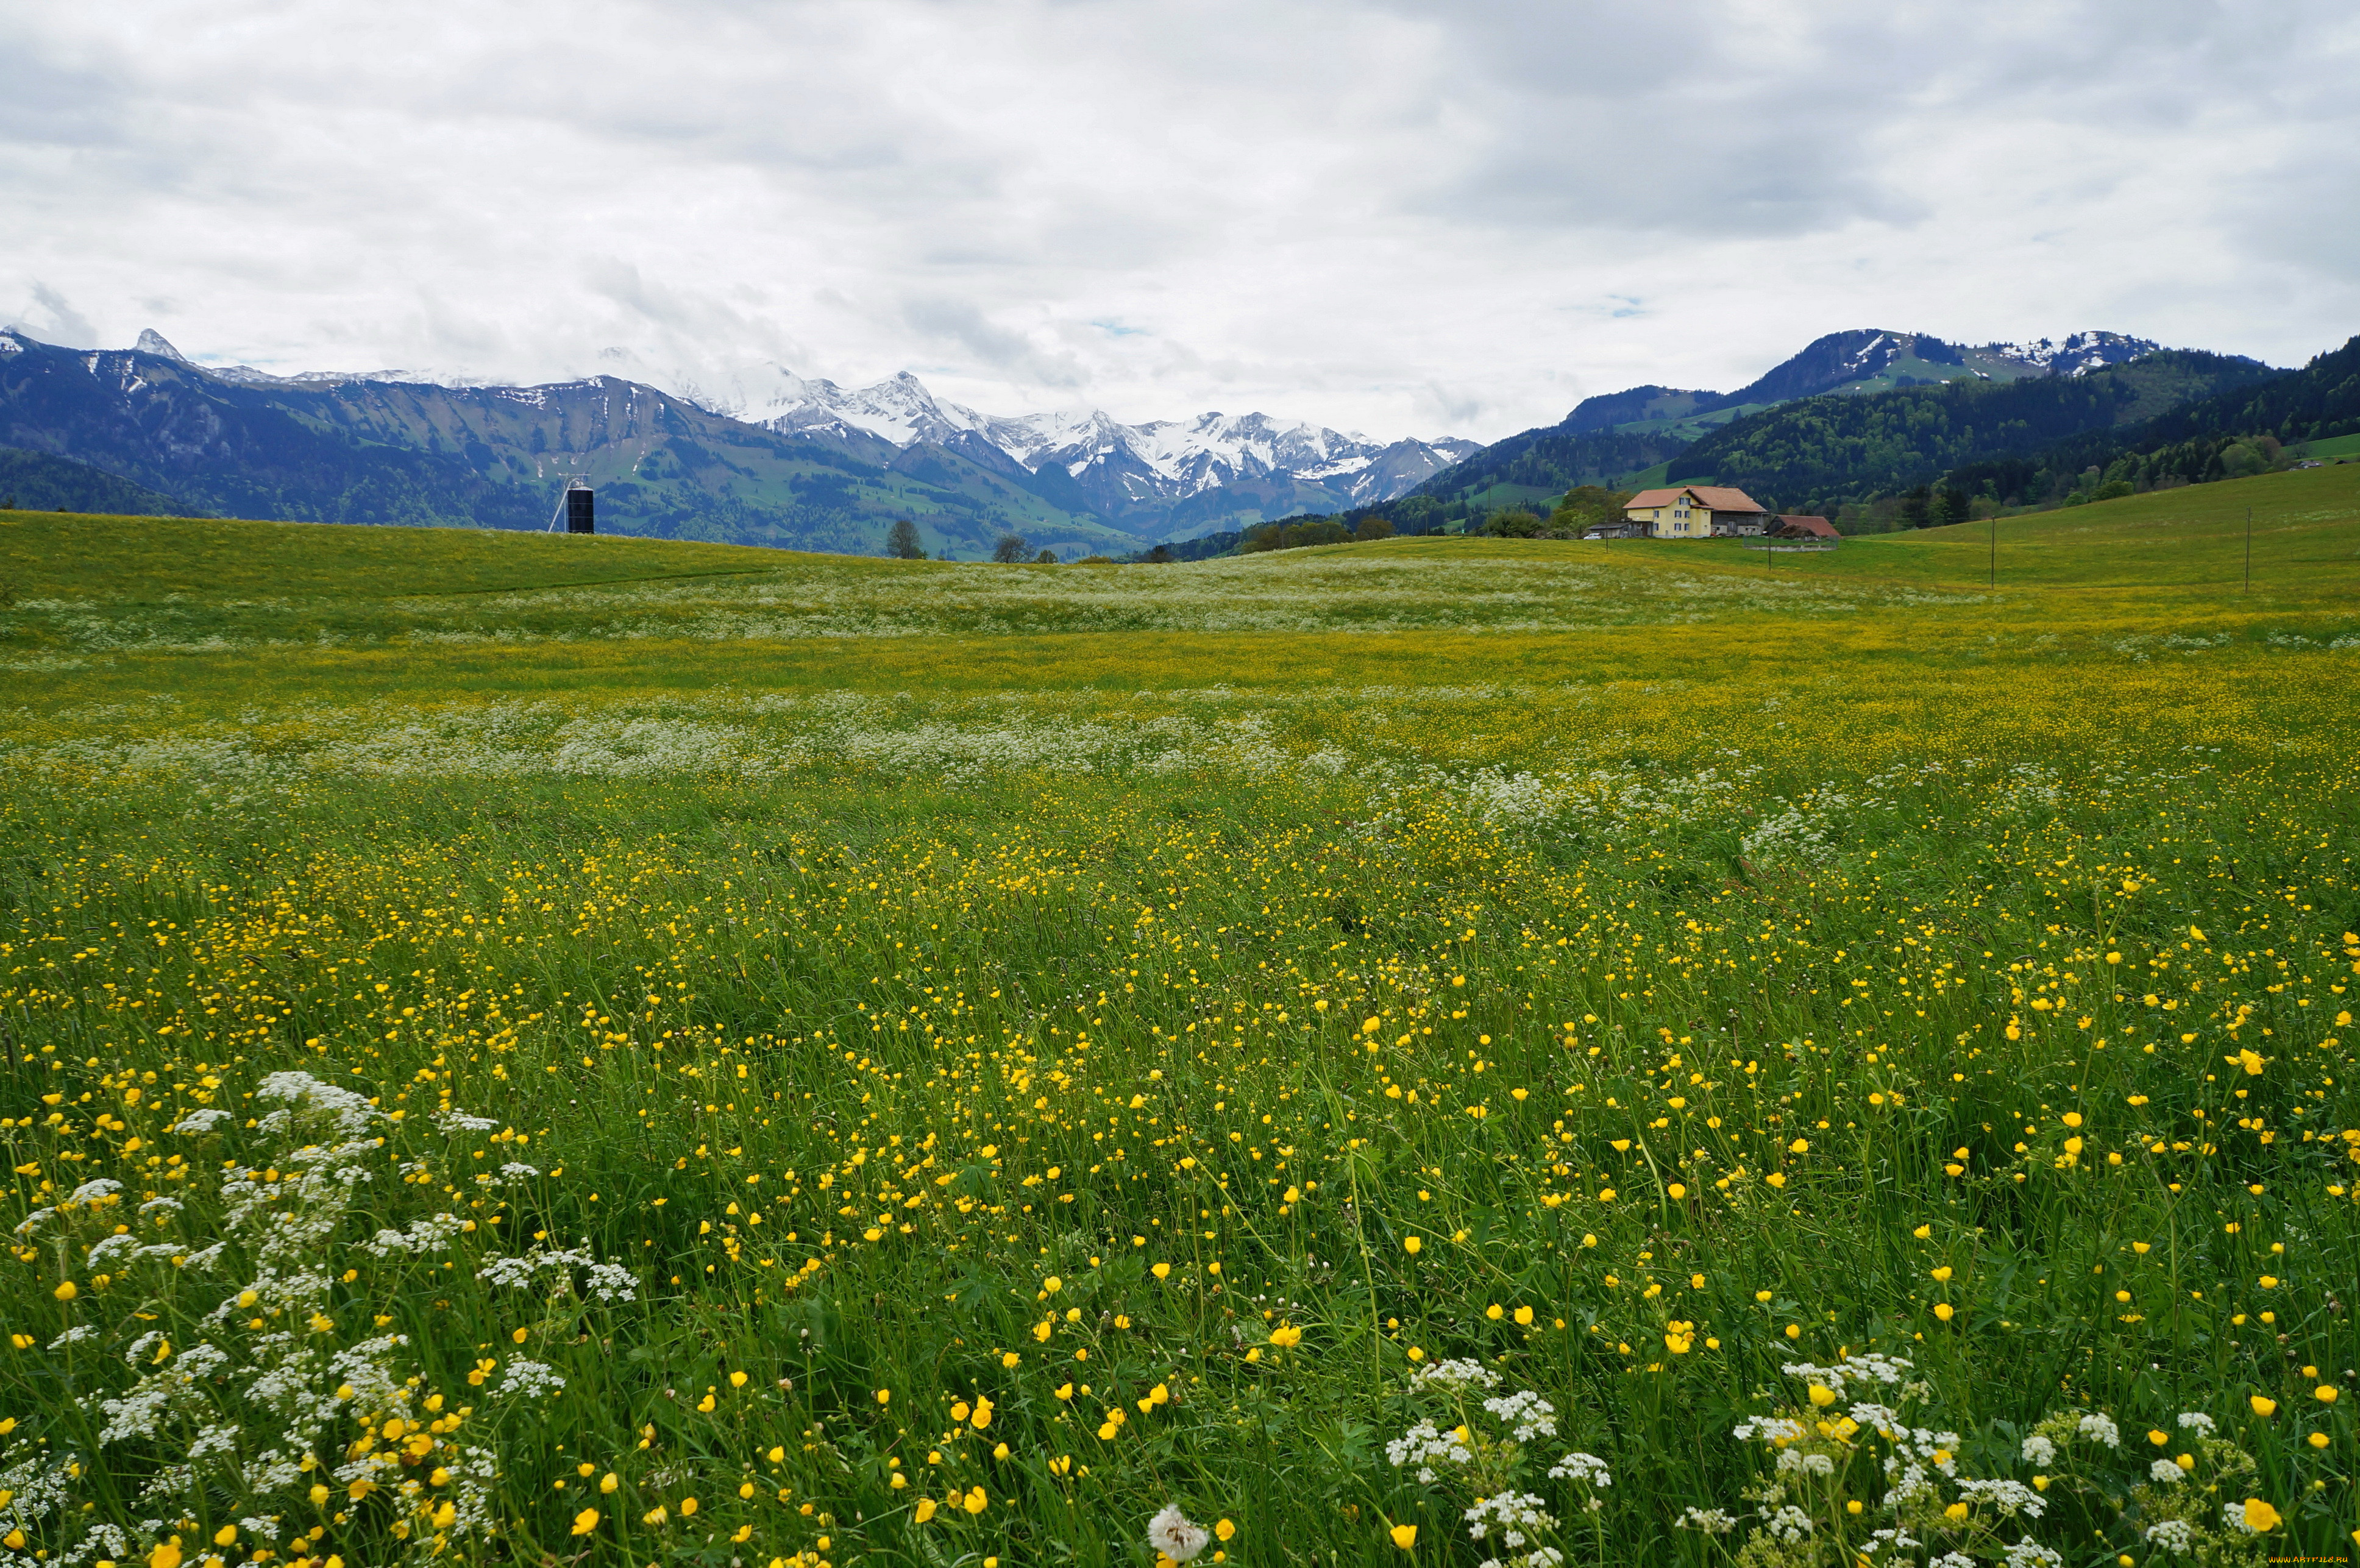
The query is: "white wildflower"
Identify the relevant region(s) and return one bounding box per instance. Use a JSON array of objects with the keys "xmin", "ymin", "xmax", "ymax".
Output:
[
  {"xmin": 1464, "ymin": 1491, "xmax": 1553, "ymax": 1542},
  {"xmin": 2076, "ymin": 1412, "xmax": 2120, "ymax": 1449},
  {"xmin": 434, "ymin": 1109, "xmax": 499, "ymax": 1133},
  {"xmin": 2019, "ymin": 1435, "xmax": 2056, "ymax": 1467},
  {"xmin": 2149, "ymin": 1459, "xmax": 2185, "ymax": 1483},
  {"xmin": 2175, "ymin": 1412, "xmax": 2216, "ymax": 1435},
  {"xmin": 1148, "ymin": 1505, "xmax": 1210, "ymax": 1563},
  {"xmin": 1547, "ymin": 1452, "xmax": 1610, "ymax": 1488},
  {"xmin": 585, "ymin": 1262, "xmax": 639, "ymax": 1303},
  {"xmin": 87, "ymin": 1232, "xmax": 144, "ymax": 1269},
  {"xmin": 251, "ymin": 1071, "xmax": 376, "ymax": 1134},
  {"xmin": 1386, "ymin": 1420, "xmax": 1473, "ymax": 1482},
  {"xmin": 476, "ymin": 1255, "xmax": 543, "ymax": 1289},
  {"xmin": 1766, "ymin": 1506, "xmax": 1814, "ymax": 1544},
  {"xmin": 171, "ymin": 1108, "xmax": 232, "ymax": 1134},
  {"xmin": 2145, "ymin": 1519, "xmax": 2194, "ymax": 1555},
  {"xmin": 1956, "ymin": 1478, "xmax": 2045, "ymax": 1519},
  {"xmin": 1415, "ymin": 1358, "xmax": 1502, "ymax": 1391},
  {"xmin": 2002, "ymin": 1542, "xmax": 2062, "ymax": 1568},
  {"xmin": 1483, "ymin": 1391, "xmax": 1557, "ymax": 1442},
  {"xmin": 1676, "ymin": 1508, "xmax": 1734, "ymax": 1534},
  {"xmin": 496, "ymin": 1359, "xmax": 566, "ymax": 1399},
  {"xmin": 66, "ymin": 1177, "xmax": 125, "ymax": 1207}
]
